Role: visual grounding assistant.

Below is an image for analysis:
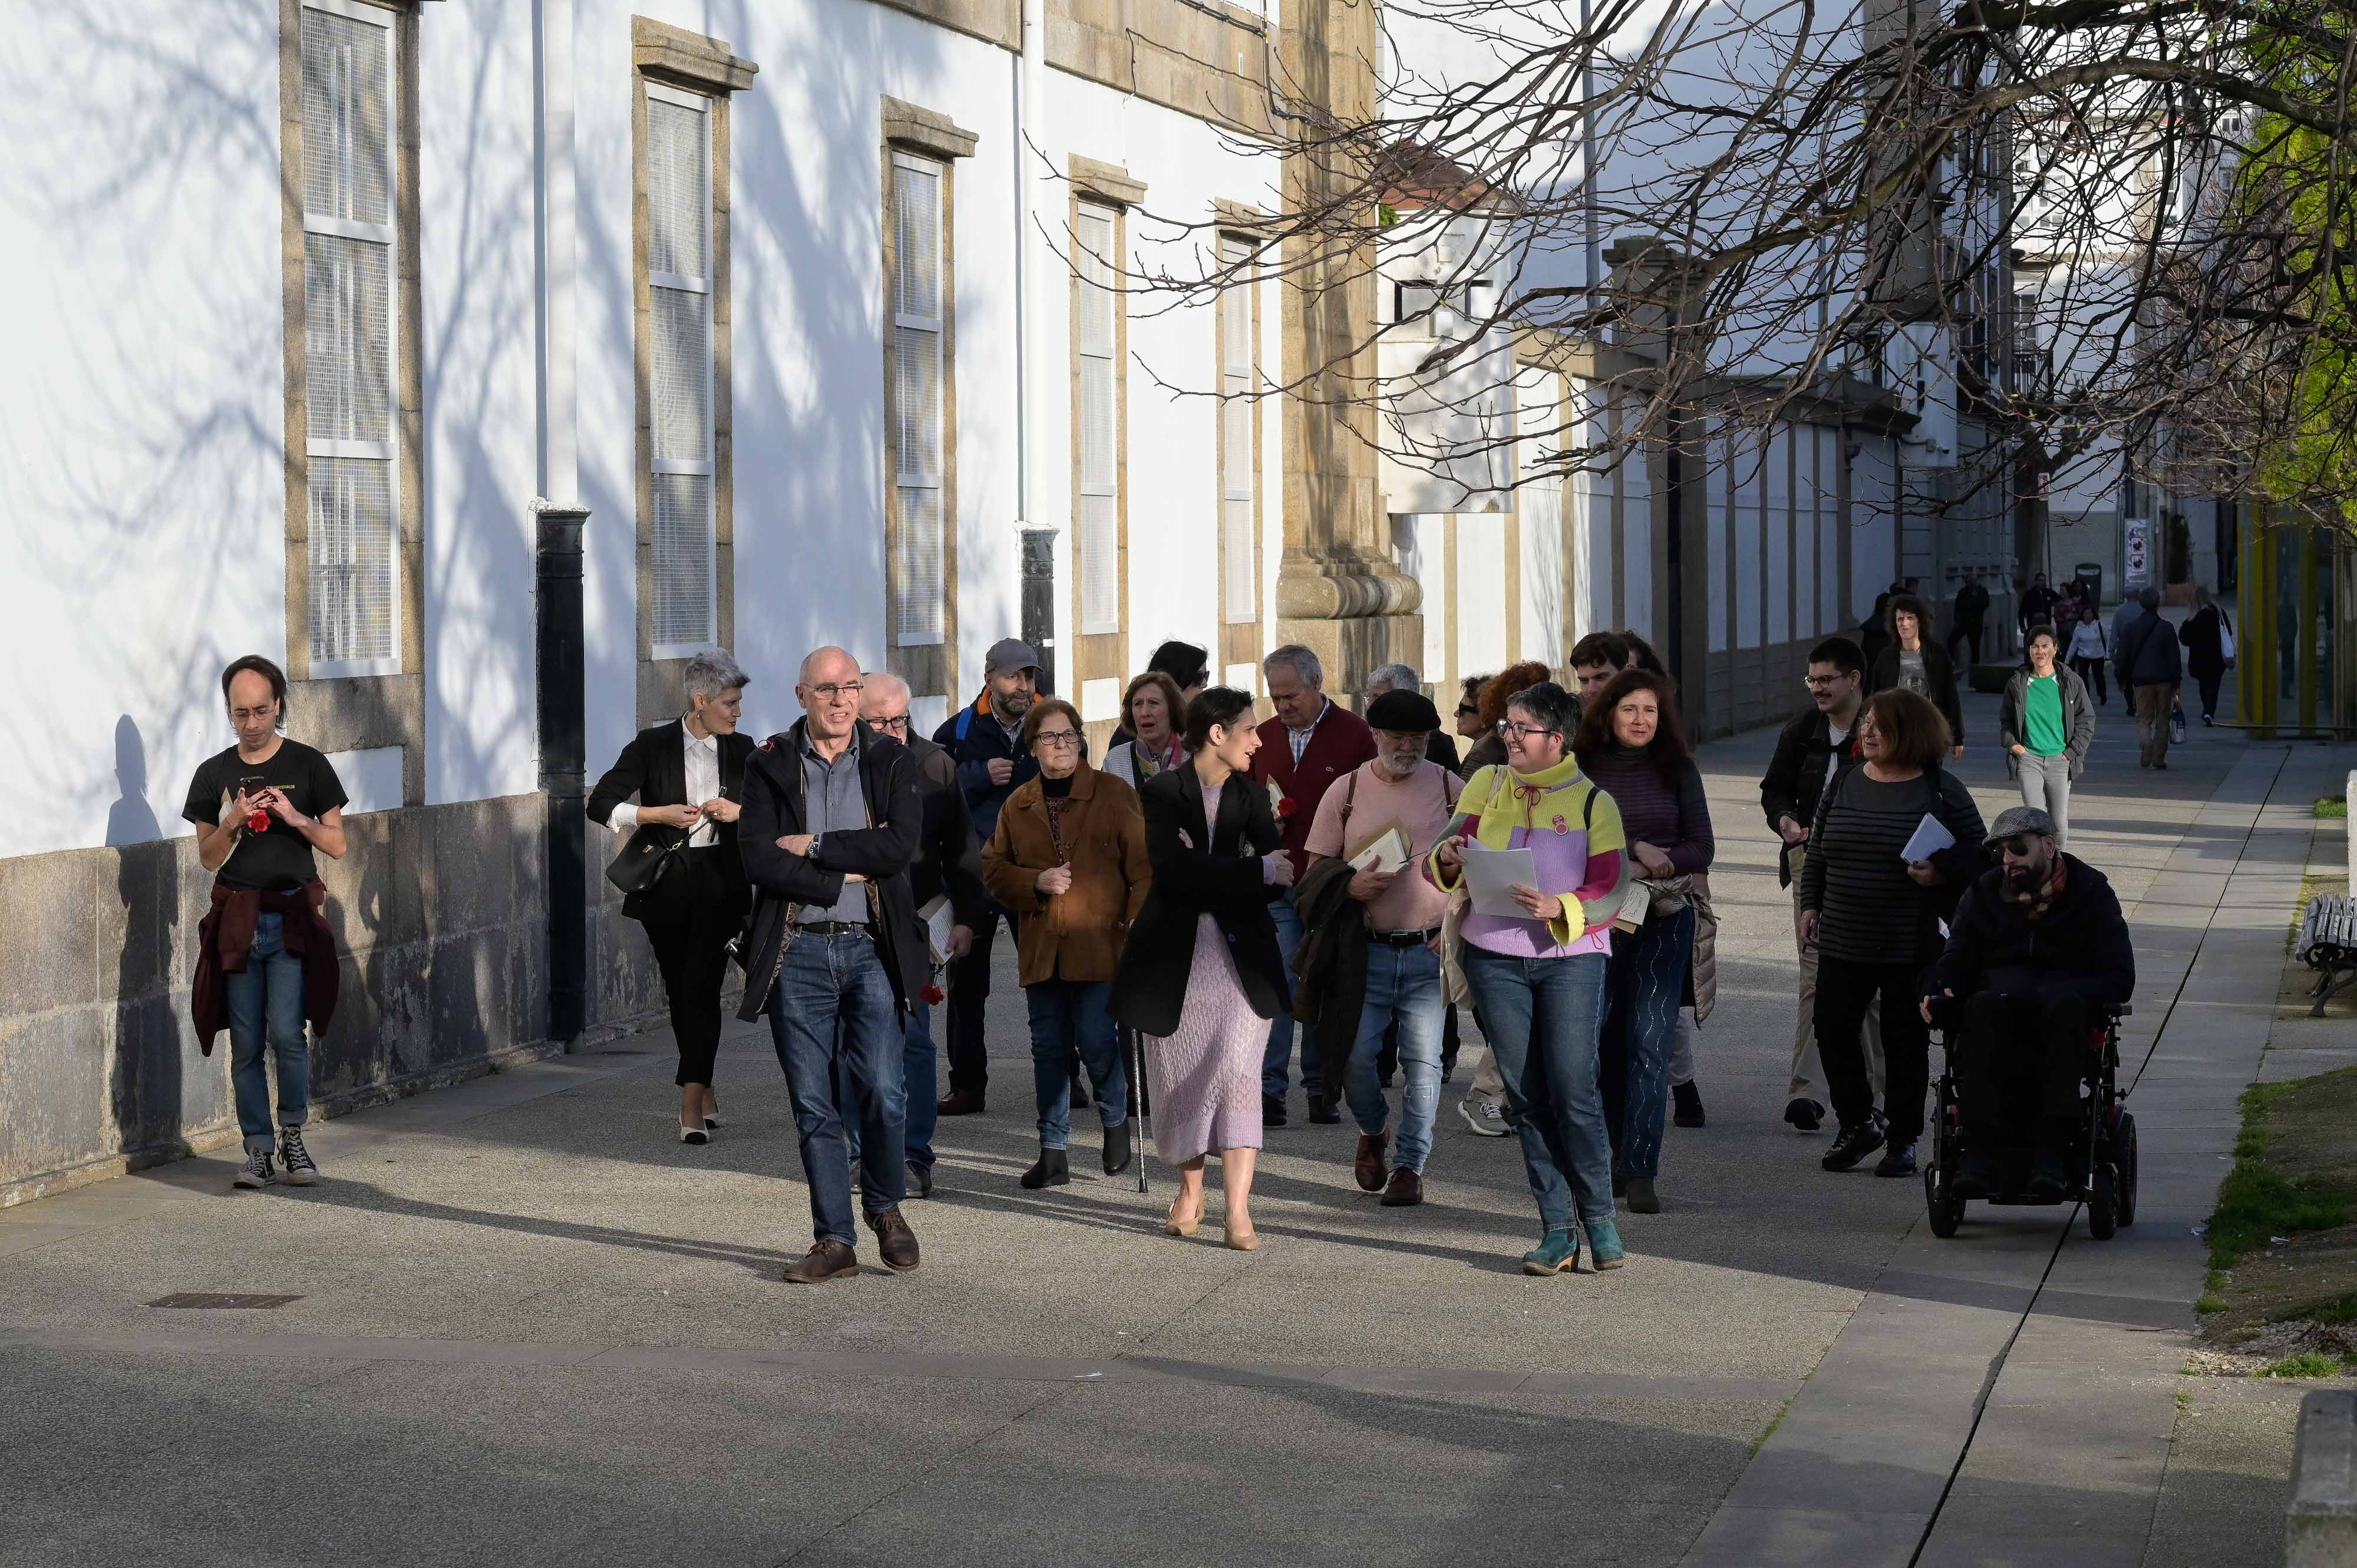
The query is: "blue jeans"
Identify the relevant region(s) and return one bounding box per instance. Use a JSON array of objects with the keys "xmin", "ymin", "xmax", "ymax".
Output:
[
  {"xmin": 841, "ymin": 999, "xmax": 935, "ymax": 1173},
  {"xmin": 767, "ymin": 929, "xmax": 905, "ymax": 1246},
  {"xmin": 1026, "ymin": 980, "xmax": 1128, "ymax": 1148},
  {"xmin": 1462, "ymin": 946, "xmax": 1613, "ymax": 1235},
  {"xmin": 1344, "ymin": 942, "xmax": 1444, "ymax": 1171},
  {"xmin": 225, "ymin": 912, "xmax": 309, "ymax": 1153},
  {"xmin": 1261, "ymin": 892, "xmax": 1322, "ymax": 1100},
  {"xmin": 1599, "ymin": 906, "xmax": 1695, "ymax": 1181}
]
